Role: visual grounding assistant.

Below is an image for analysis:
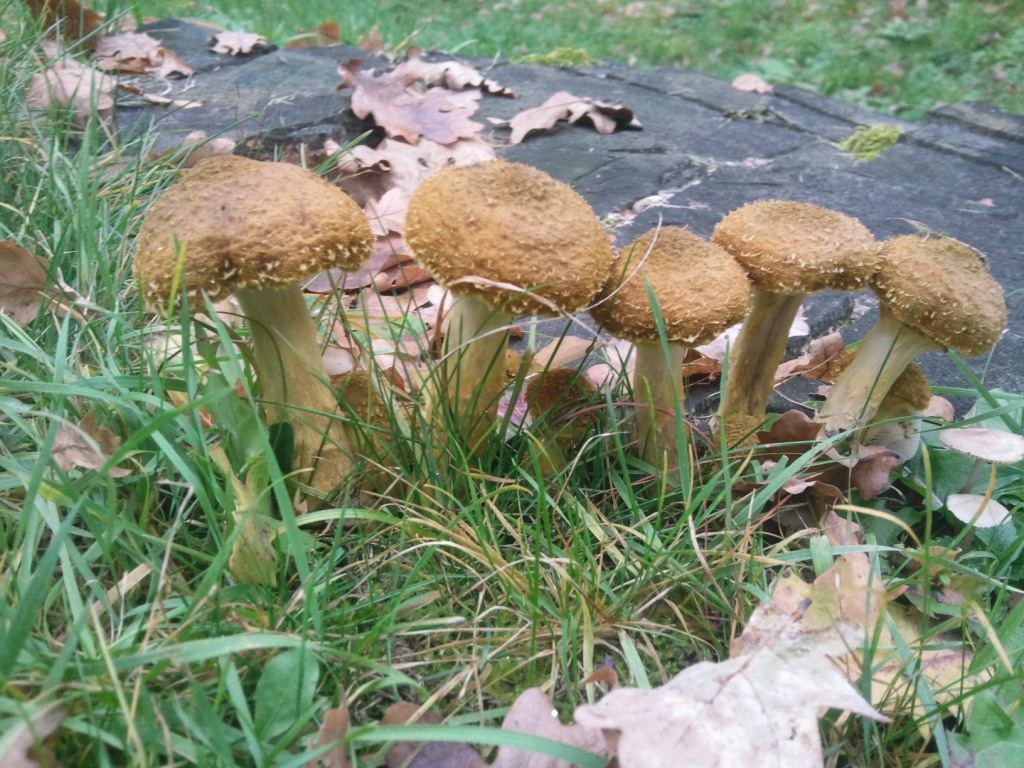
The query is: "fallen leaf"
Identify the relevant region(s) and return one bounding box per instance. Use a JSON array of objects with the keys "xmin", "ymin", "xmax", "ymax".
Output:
[
  {"xmin": 503, "ymin": 91, "xmax": 641, "ymax": 144},
  {"xmin": 287, "ymin": 21, "xmax": 340, "ymax": 49},
  {"xmin": 382, "ymin": 702, "xmax": 486, "ymax": 768},
  {"xmin": 731, "ymin": 73, "xmax": 774, "ymax": 94},
  {"xmin": 307, "ymin": 702, "xmax": 351, "ymax": 768},
  {"xmin": 491, "ymin": 688, "xmax": 609, "ymax": 768},
  {"xmin": 210, "ymin": 30, "xmax": 269, "ymax": 56},
  {"xmin": 357, "ymin": 27, "xmax": 384, "ymax": 54},
  {"xmin": 338, "ymin": 59, "xmax": 484, "ymax": 145},
  {"xmin": 92, "ymin": 32, "xmax": 193, "ymax": 77},
  {"xmin": 2, "ymin": 702, "xmax": 67, "ymax": 768},
  {"xmin": 26, "ymin": 59, "xmax": 114, "ymax": 127},
  {"xmin": 0, "ymin": 241, "xmax": 49, "ymax": 326},
  {"xmin": 775, "ymin": 331, "xmax": 846, "ymax": 381},
  {"xmin": 26, "ymin": 0, "xmax": 103, "ymax": 45},
  {"xmin": 53, "ymin": 412, "xmax": 131, "ymax": 477},
  {"xmin": 529, "ymin": 335, "xmax": 603, "ymax": 374},
  {"xmin": 577, "ymin": 599, "xmax": 884, "ymax": 768},
  {"xmin": 402, "ymin": 51, "xmax": 515, "ymax": 97}
]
